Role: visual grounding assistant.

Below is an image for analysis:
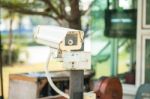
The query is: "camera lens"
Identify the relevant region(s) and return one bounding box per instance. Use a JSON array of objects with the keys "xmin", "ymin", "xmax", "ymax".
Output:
[
  {"xmin": 68, "ymin": 39, "xmax": 74, "ymax": 45},
  {"xmin": 65, "ymin": 33, "xmax": 77, "ymax": 46}
]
